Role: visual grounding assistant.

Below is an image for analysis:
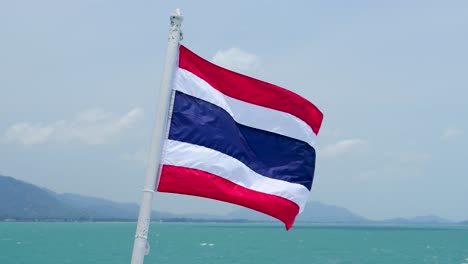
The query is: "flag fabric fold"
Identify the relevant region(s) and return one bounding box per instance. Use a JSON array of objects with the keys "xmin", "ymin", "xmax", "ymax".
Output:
[{"xmin": 157, "ymin": 45, "xmax": 323, "ymax": 229}]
